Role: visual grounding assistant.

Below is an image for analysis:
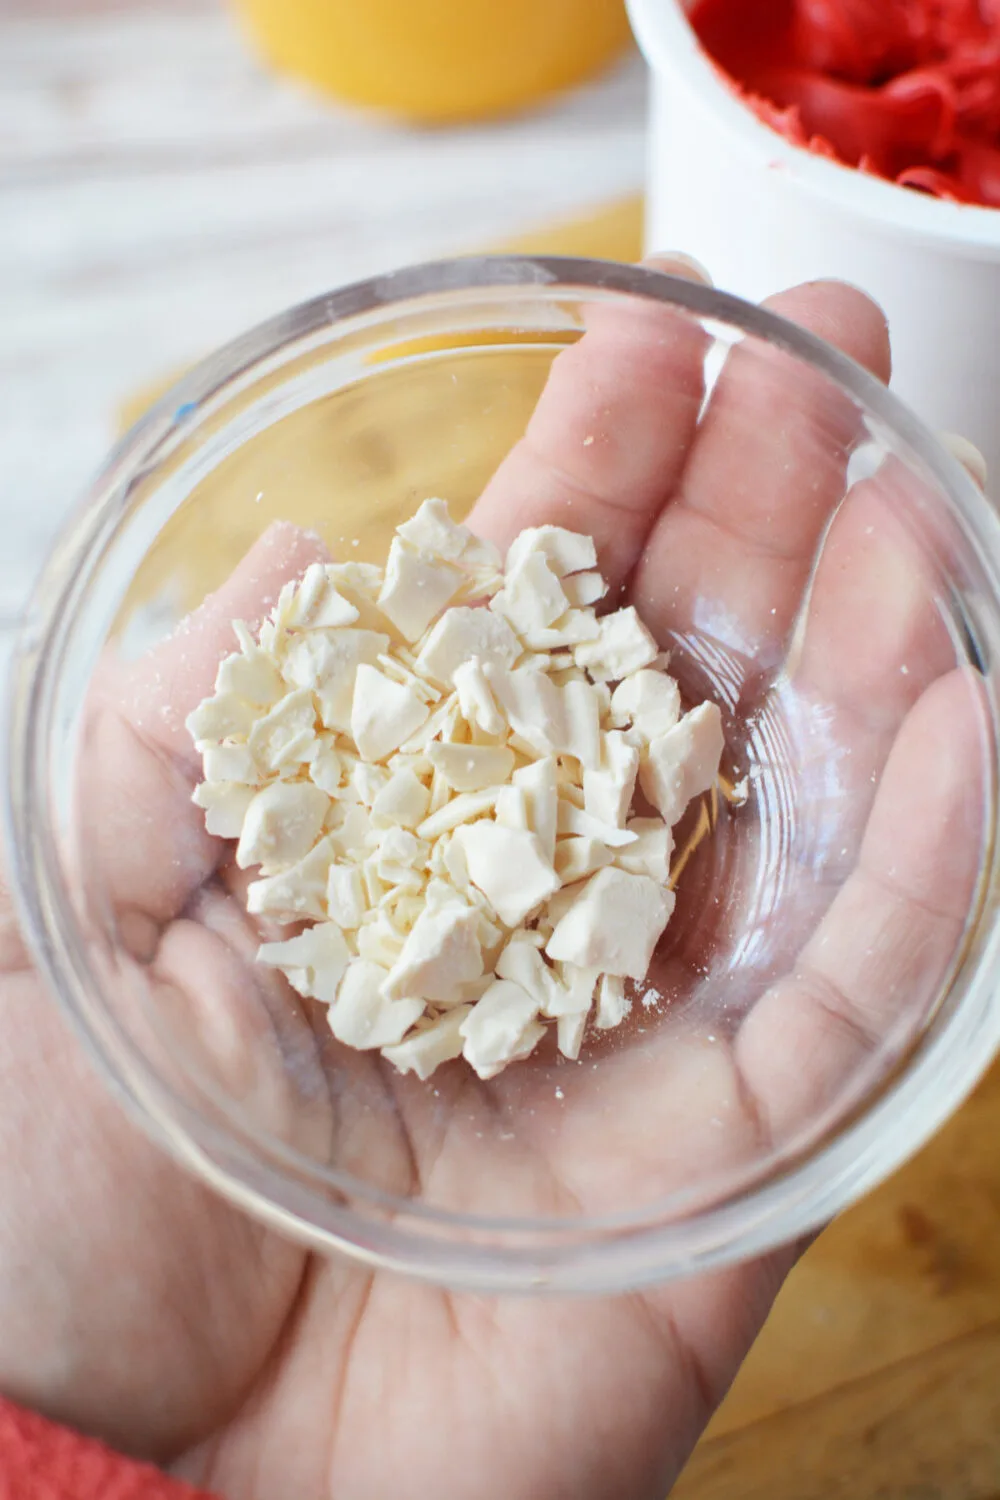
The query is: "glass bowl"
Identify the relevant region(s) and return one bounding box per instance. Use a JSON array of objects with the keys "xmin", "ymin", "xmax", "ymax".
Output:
[{"xmin": 6, "ymin": 256, "xmax": 1000, "ymax": 1293}]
